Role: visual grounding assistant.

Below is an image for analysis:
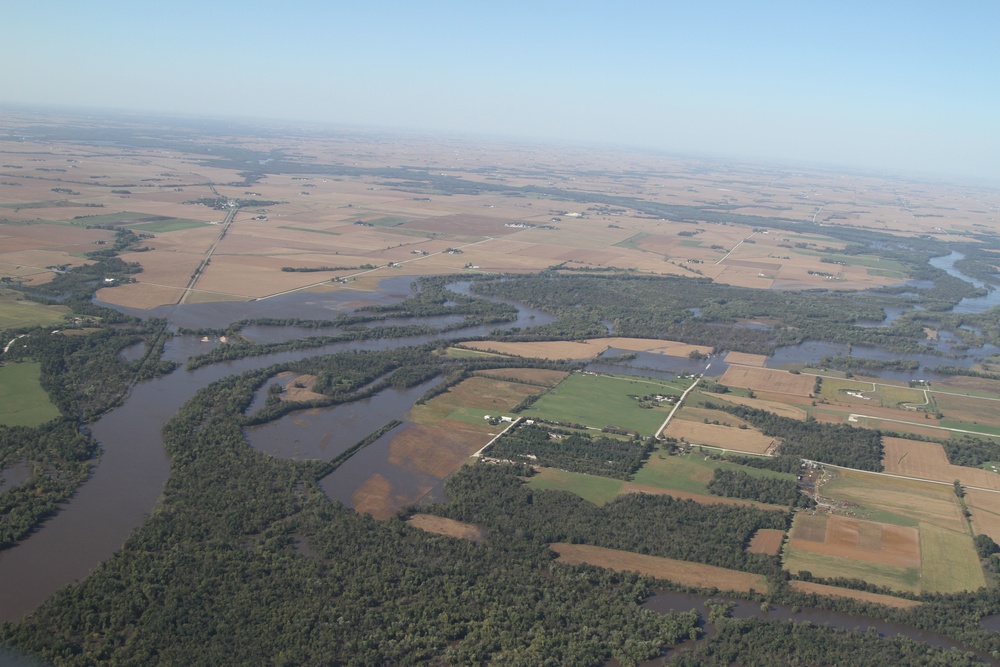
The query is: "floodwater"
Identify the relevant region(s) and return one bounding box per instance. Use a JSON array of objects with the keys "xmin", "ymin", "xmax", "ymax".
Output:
[
  {"xmin": 319, "ymin": 420, "xmax": 449, "ymax": 511},
  {"xmin": 930, "ymin": 251, "xmax": 1000, "ymax": 315},
  {"xmin": 588, "ymin": 347, "xmax": 726, "ymax": 379},
  {"xmin": 646, "ymin": 590, "xmax": 997, "ymax": 665},
  {"xmin": 245, "ymin": 379, "xmax": 442, "ymax": 461},
  {"xmin": 0, "ymin": 462, "xmax": 33, "ymax": 494},
  {"xmin": 0, "ymin": 281, "xmax": 552, "ymax": 621}
]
